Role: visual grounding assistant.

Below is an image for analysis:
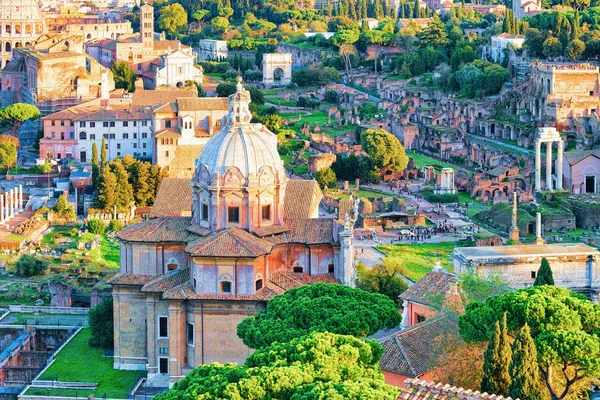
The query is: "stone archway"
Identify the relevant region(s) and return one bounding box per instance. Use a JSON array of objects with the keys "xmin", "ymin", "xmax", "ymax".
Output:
[{"xmin": 262, "ymin": 53, "xmax": 292, "ymax": 87}]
